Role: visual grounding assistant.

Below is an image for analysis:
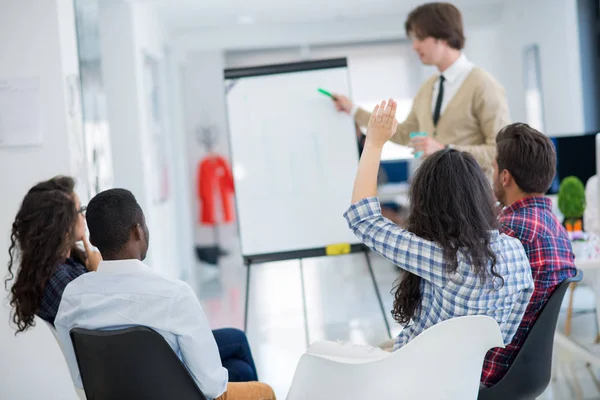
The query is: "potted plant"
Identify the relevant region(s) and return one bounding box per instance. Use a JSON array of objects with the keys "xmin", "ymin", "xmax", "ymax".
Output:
[{"xmin": 558, "ymin": 176, "xmax": 586, "ymax": 236}]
